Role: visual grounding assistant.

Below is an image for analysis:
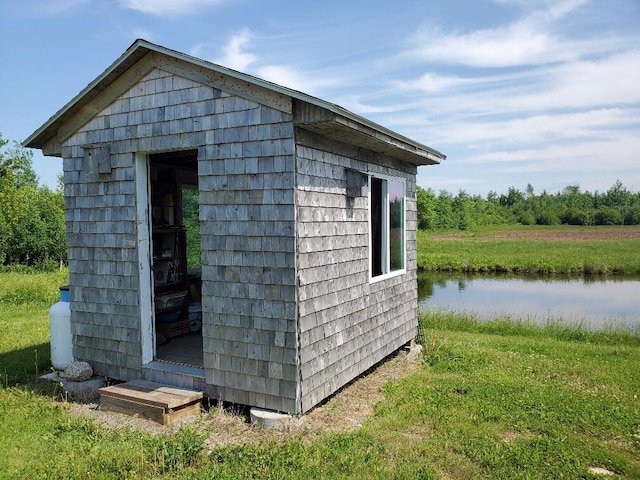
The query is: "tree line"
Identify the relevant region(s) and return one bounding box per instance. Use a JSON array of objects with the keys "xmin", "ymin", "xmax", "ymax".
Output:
[
  {"xmin": 0, "ymin": 134, "xmax": 65, "ymax": 269},
  {"xmin": 417, "ymin": 181, "xmax": 640, "ymax": 230},
  {"xmin": 1, "ymin": 133, "xmax": 639, "ymax": 269}
]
